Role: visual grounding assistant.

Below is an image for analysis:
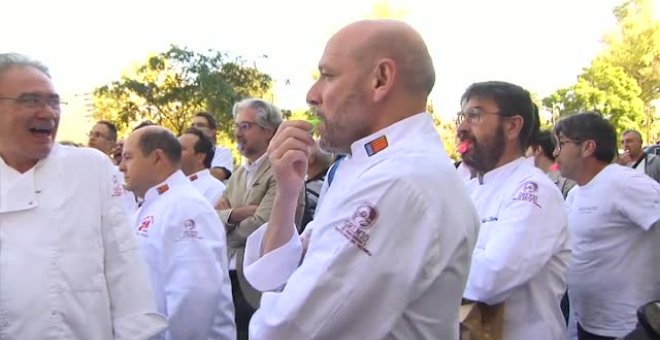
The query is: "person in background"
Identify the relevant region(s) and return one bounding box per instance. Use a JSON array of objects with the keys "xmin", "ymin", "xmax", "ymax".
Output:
[
  {"xmin": 179, "ymin": 127, "xmax": 226, "ymax": 205},
  {"xmin": 192, "ymin": 111, "xmax": 235, "ymax": 181}
]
